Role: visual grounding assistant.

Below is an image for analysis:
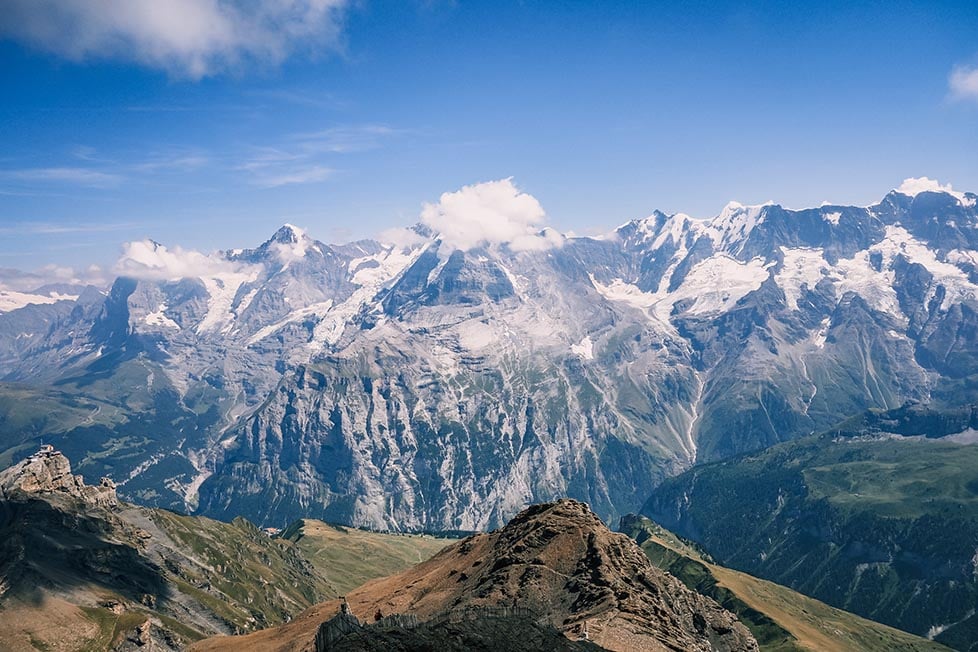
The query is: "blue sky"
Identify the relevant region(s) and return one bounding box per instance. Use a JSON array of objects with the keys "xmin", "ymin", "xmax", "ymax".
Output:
[{"xmin": 1, "ymin": 0, "xmax": 977, "ymax": 281}]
